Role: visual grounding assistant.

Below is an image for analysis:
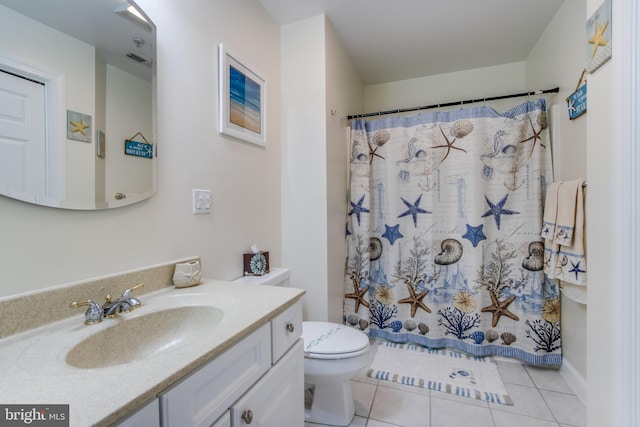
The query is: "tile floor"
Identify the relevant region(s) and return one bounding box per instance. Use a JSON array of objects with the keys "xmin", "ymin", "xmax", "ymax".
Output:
[{"xmin": 305, "ymin": 354, "xmax": 586, "ymax": 427}]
